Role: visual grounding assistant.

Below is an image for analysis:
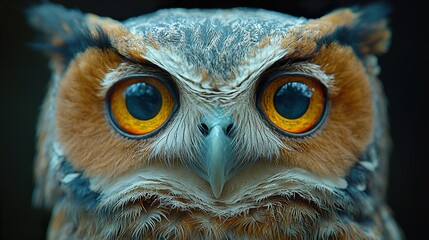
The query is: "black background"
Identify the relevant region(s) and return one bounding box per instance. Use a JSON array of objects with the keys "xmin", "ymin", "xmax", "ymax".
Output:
[{"xmin": 1, "ymin": 0, "xmax": 427, "ymax": 239}]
